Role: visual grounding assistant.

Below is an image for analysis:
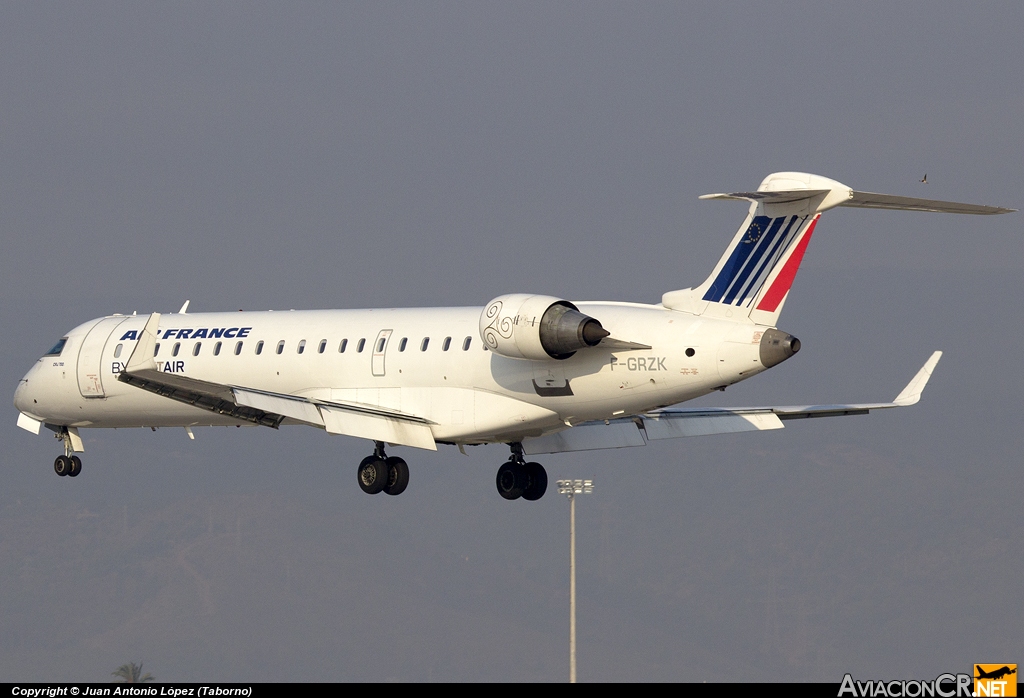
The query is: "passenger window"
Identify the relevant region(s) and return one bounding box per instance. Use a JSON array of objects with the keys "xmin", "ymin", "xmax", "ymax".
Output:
[
  {"xmin": 463, "ymin": 337, "xmax": 472, "ymax": 351},
  {"xmin": 114, "ymin": 344, "xmax": 123, "ymax": 358},
  {"xmin": 234, "ymin": 341, "xmax": 243, "ymax": 355},
  {"xmin": 339, "ymin": 339, "xmax": 348, "ymax": 353},
  {"xmin": 298, "ymin": 340, "xmax": 306, "ymax": 355},
  {"xmin": 45, "ymin": 338, "xmax": 68, "ymax": 356},
  {"xmin": 277, "ymin": 340, "xmax": 285, "ymax": 355},
  {"xmin": 255, "ymin": 341, "xmax": 263, "ymax": 355},
  {"xmin": 357, "ymin": 338, "xmax": 366, "ymax": 353},
  {"xmin": 172, "ymin": 343, "xmax": 181, "ymax": 357},
  {"xmin": 399, "ymin": 338, "xmax": 408, "ymax": 352},
  {"xmin": 420, "ymin": 337, "xmax": 430, "ymax": 351},
  {"xmin": 443, "ymin": 337, "xmax": 451, "ymax": 351},
  {"xmin": 318, "ymin": 339, "xmax": 327, "ymax": 354},
  {"xmin": 214, "ymin": 342, "xmax": 222, "ymax": 356},
  {"xmin": 193, "ymin": 343, "xmax": 201, "ymax": 357},
  {"xmin": 376, "ymin": 337, "xmax": 385, "ymax": 352},
  {"xmin": 154, "ymin": 343, "xmax": 161, "ymax": 357}
]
